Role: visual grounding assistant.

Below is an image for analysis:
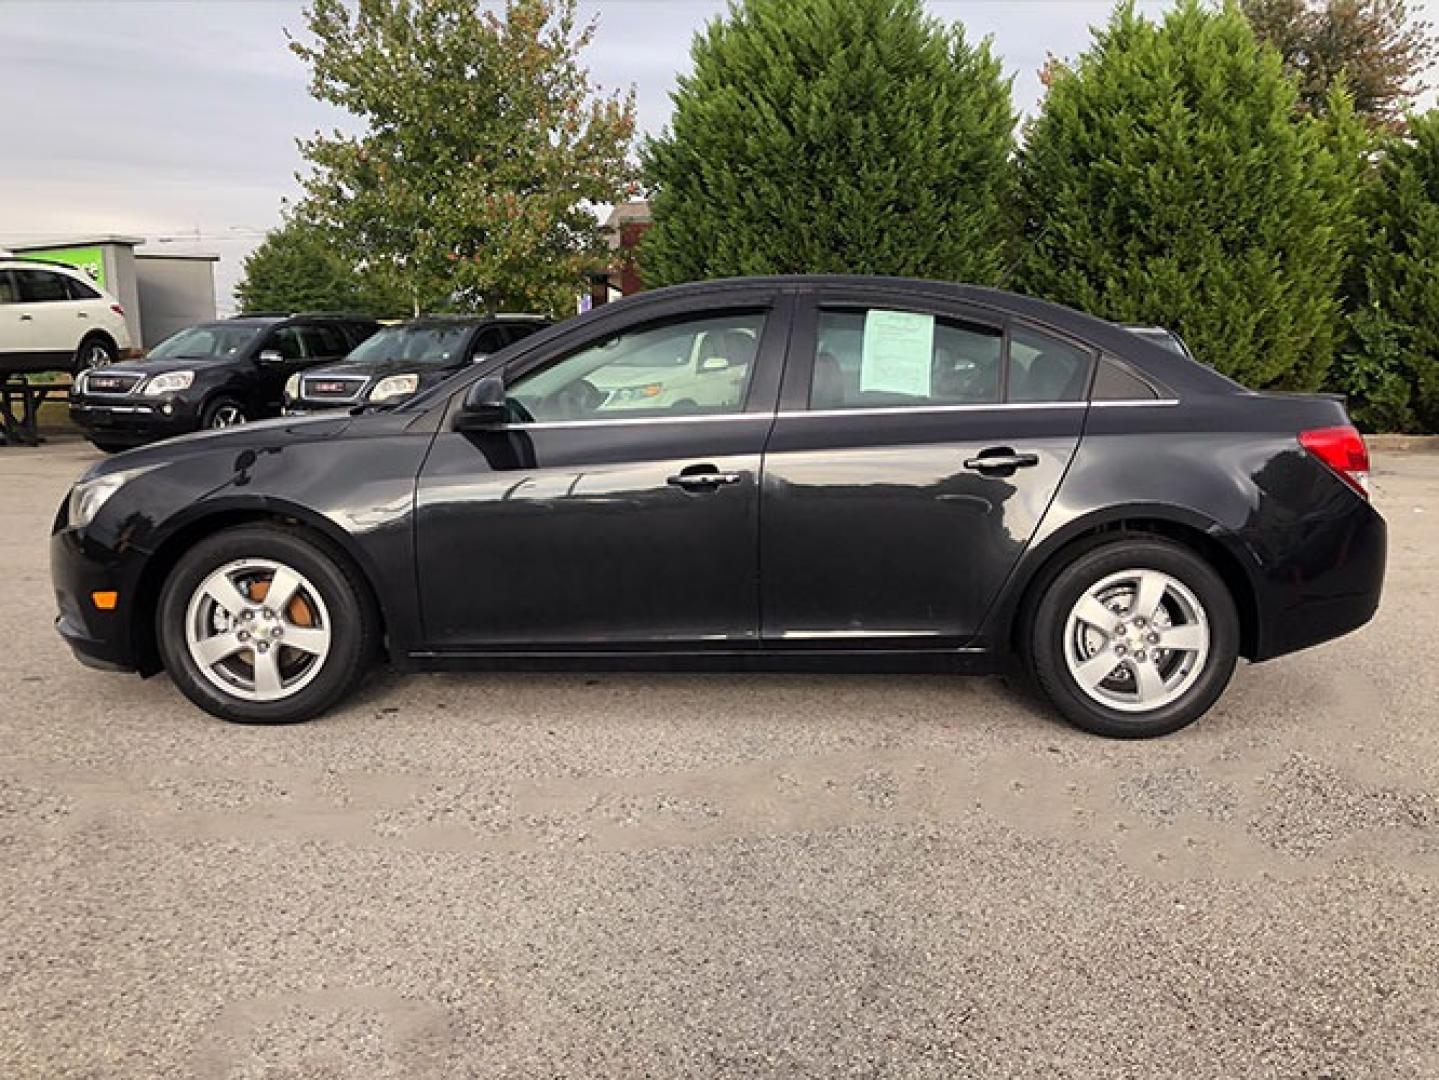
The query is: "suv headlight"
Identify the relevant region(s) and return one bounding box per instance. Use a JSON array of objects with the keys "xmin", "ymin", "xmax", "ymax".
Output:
[
  {"xmin": 140, "ymin": 370, "xmax": 194, "ymax": 396},
  {"xmin": 369, "ymin": 374, "xmax": 420, "ymax": 403},
  {"xmin": 285, "ymin": 373, "xmax": 301, "ymax": 401},
  {"xmin": 67, "ymin": 465, "xmax": 161, "ymax": 529}
]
